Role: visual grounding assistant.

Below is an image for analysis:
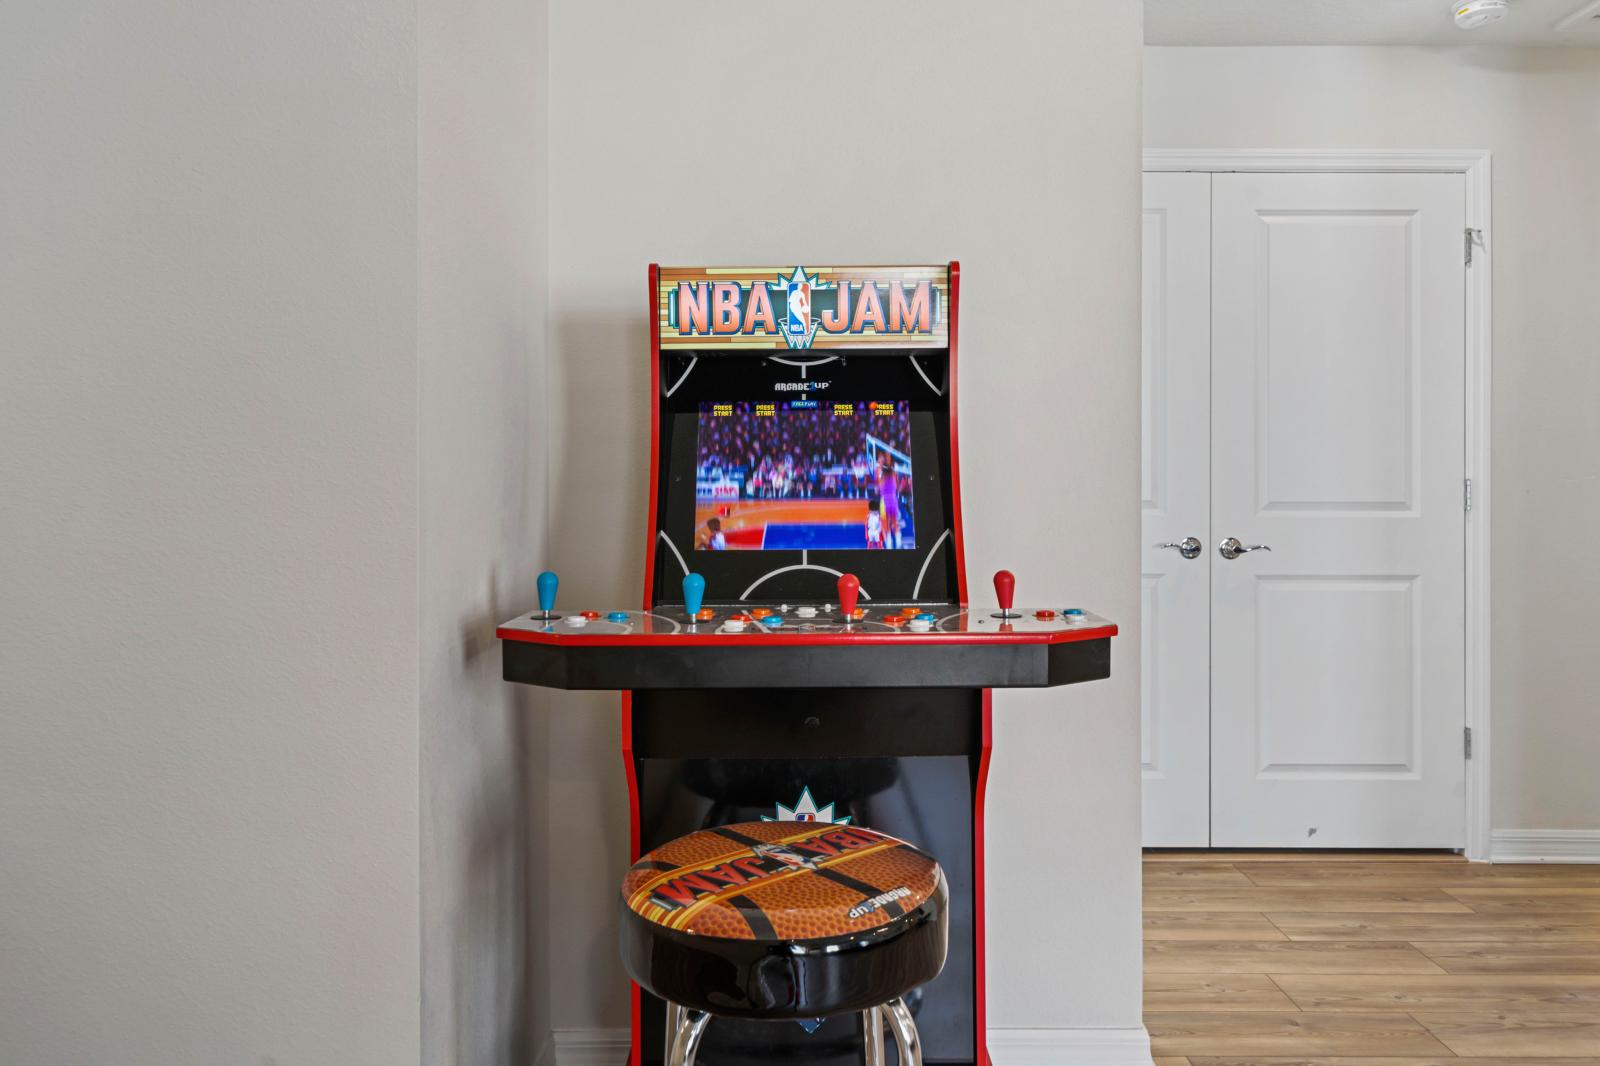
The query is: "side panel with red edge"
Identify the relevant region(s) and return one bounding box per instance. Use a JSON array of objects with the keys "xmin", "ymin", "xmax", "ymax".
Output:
[
  {"xmin": 642, "ymin": 265, "xmax": 662, "ymax": 611},
  {"xmin": 975, "ymin": 687, "xmax": 993, "ymax": 1066},
  {"xmin": 621, "ymin": 692, "xmax": 643, "ymax": 1066},
  {"xmin": 948, "ymin": 261, "xmax": 968, "ymax": 605}
]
